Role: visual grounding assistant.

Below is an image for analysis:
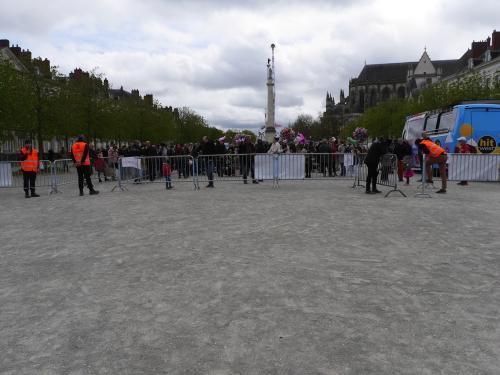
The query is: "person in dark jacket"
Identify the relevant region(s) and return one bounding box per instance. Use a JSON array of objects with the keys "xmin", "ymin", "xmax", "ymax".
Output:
[
  {"xmin": 144, "ymin": 141, "xmax": 157, "ymax": 181},
  {"xmin": 238, "ymin": 136, "xmax": 258, "ymax": 184},
  {"xmin": 215, "ymin": 137, "xmax": 227, "ymax": 177},
  {"xmin": 255, "ymin": 139, "xmax": 268, "ymax": 153},
  {"xmin": 318, "ymin": 139, "xmax": 332, "ymax": 177},
  {"xmin": 364, "ymin": 138, "xmax": 388, "ymax": 194},
  {"xmin": 200, "ymin": 136, "xmax": 216, "ymax": 187}
]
